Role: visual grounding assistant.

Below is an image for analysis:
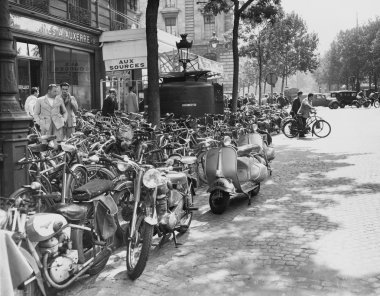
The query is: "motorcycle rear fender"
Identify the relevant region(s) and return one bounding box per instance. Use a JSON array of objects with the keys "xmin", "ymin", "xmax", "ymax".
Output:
[{"xmin": 207, "ymin": 178, "xmax": 235, "ymax": 194}]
